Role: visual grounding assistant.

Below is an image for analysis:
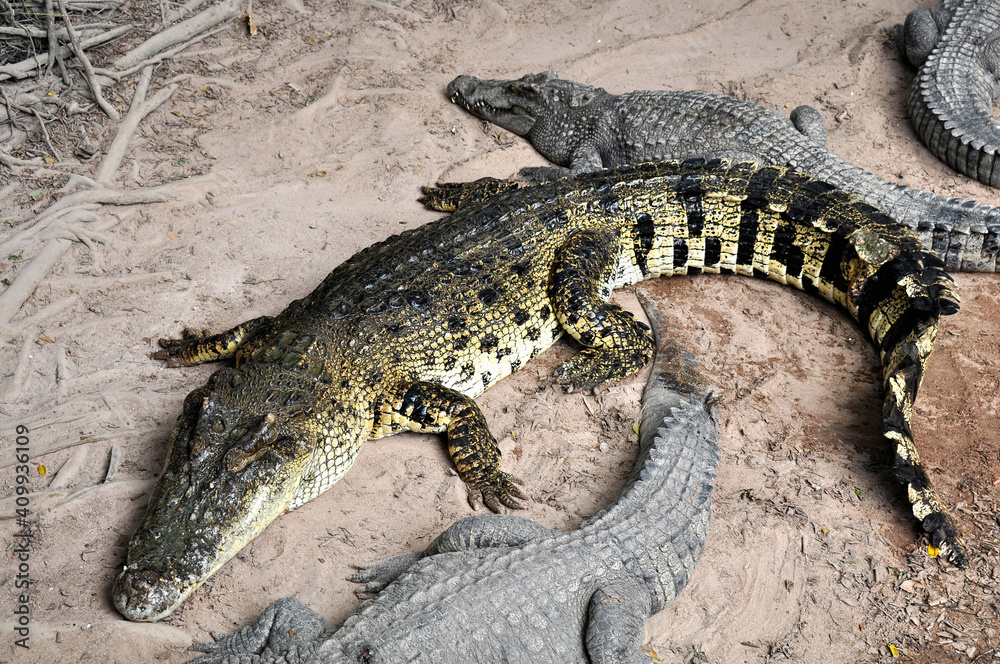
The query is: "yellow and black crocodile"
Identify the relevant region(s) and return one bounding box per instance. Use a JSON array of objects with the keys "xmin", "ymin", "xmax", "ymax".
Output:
[{"xmin": 113, "ymin": 158, "xmax": 963, "ymax": 624}]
